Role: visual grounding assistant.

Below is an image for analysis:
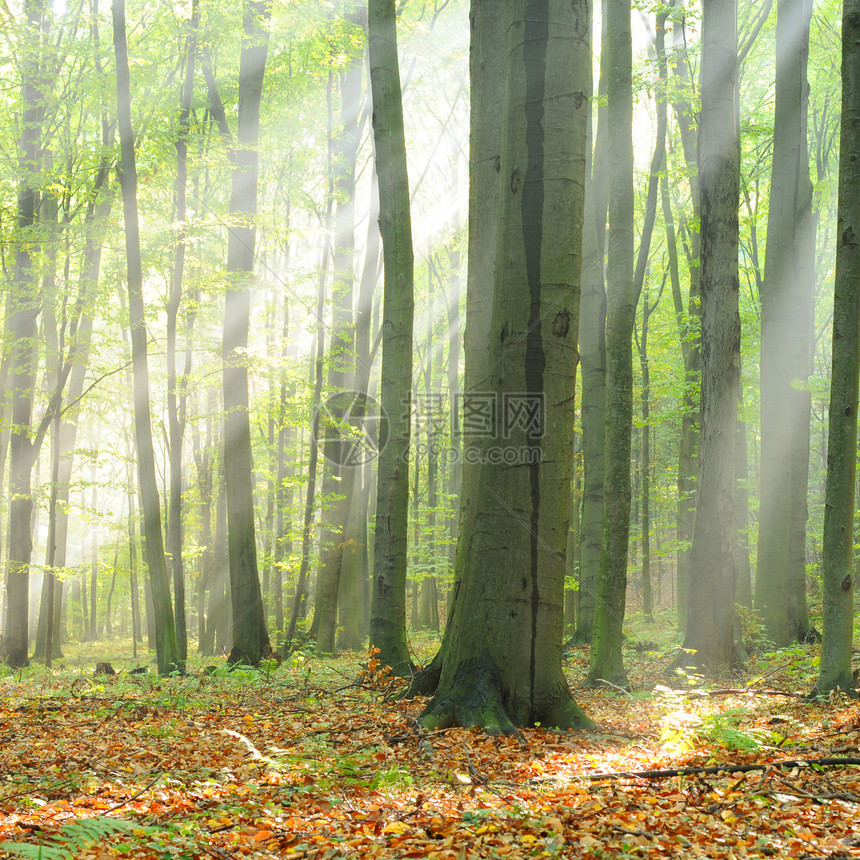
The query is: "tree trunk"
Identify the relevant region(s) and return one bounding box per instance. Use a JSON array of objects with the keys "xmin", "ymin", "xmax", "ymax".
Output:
[
  {"xmin": 676, "ymin": 0, "xmax": 742, "ymax": 672},
  {"xmin": 587, "ymin": 0, "xmax": 635, "ymax": 689},
  {"xmin": 337, "ymin": 156, "xmax": 381, "ymax": 652},
  {"xmin": 223, "ymin": 1, "xmax": 271, "ymax": 666},
  {"xmin": 573, "ymin": 0, "xmax": 607, "ymax": 646},
  {"xmin": 32, "ymin": 130, "xmax": 112, "ymax": 663},
  {"xmin": 112, "ymin": 0, "xmax": 180, "ymax": 675},
  {"xmin": 639, "ymin": 285, "xmax": 654, "ymax": 620},
  {"xmin": 813, "ymin": 0, "xmax": 860, "ymax": 696},
  {"xmin": 735, "ymin": 389, "xmax": 753, "ymax": 609},
  {"xmin": 402, "ymin": 0, "xmax": 506, "ymax": 699},
  {"xmin": 368, "ymin": 0, "xmax": 415, "ymax": 675},
  {"xmin": 755, "ymin": 0, "xmax": 815, "ymax": 645},
  {"xmin": 2, "ymin": 0, "xmax": 44, "ymax": 670},
  {"xmin": 89, "ymin": 460, "xmax": 98, "ymax": 640},
  {"xmin": 166, "ymin": 0, "xmax": 199, "ymax": 664},
  {"xmin": 420, "ymin": 0, "xmax": 593, "ymax": 734},
  {"xmin": 667, "ymin": 0, "xmax": 702, "ymax": 634},
  {"xmin": 313, "ymin": 51, "xmax": 361, "ymax": 653}
]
